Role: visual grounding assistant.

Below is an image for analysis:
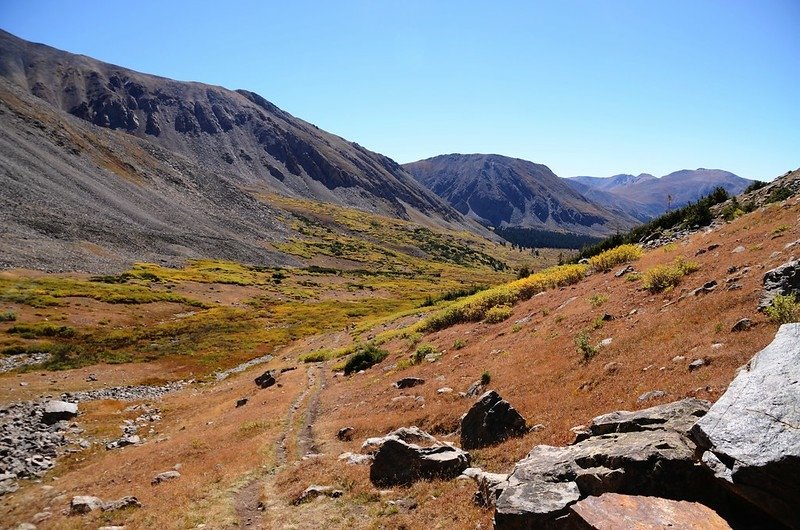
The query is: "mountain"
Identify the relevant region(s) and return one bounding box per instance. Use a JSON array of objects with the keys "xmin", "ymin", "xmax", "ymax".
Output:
[
  {"xmin": 0, "ymin": 29, "xmax": 483, "ymax": 272},
  {"xmin": 567, "ymin": 169, "xmax": 753, "ymax": 220},
  {"xmin": 403, "ymin": 154, "xmax": 640, "ymax": 238}
]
